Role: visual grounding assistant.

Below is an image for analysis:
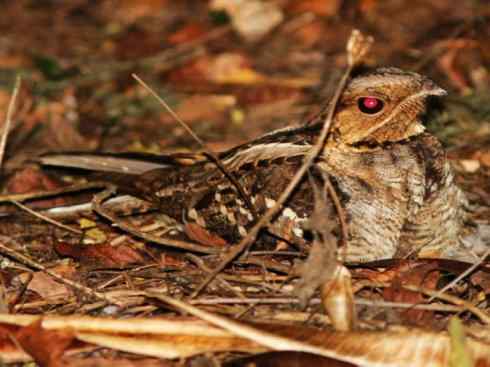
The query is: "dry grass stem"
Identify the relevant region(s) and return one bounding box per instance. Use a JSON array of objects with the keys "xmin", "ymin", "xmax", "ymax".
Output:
[
  {"xmin": 0, "ymin": 75, "xmax": 21, "ymax": 170},
  {"xmin": 0, "ymin": 182, "xmax": 107, "ymax": 204},
  {"xmin": 10, "ymin": 200, "xmax": 82, "ymax": 234}
]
